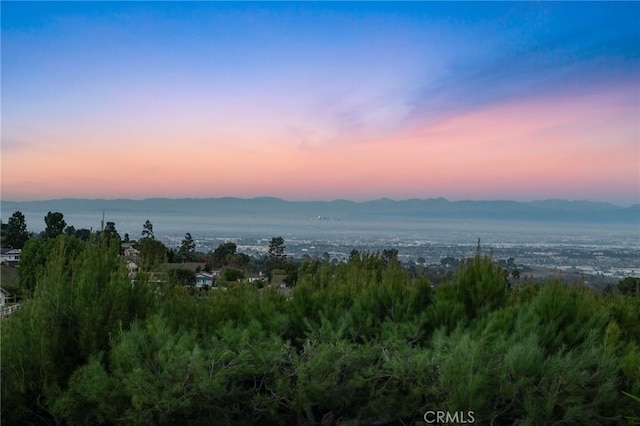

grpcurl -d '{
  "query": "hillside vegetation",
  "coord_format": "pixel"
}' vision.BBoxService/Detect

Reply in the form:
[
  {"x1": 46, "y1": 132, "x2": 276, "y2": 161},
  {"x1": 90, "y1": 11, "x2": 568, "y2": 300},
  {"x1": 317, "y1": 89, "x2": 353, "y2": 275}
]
[
  {"x1": 0, "y1": 264, "x2": 20, "y2": 294},
  {"x1": 2, "y1": 236, "x2": 639, "y2": 425}
]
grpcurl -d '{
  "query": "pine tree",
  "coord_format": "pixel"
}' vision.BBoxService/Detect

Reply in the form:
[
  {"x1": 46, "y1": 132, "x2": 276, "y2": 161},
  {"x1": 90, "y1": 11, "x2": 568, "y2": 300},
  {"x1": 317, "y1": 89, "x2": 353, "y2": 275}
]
[{"x1": 5, "y1": 211, "x2": 29, "y2": 249}]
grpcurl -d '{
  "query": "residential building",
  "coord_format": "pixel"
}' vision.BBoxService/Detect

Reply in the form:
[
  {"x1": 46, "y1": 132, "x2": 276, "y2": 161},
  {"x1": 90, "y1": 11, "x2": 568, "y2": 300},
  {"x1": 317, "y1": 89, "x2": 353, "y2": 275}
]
[
  {"x1": 195, "y1": 271, "x2": 216, "y2": 288},
  {"x1": 0, "y1": 248, "x2": 21, "y2": 266}
]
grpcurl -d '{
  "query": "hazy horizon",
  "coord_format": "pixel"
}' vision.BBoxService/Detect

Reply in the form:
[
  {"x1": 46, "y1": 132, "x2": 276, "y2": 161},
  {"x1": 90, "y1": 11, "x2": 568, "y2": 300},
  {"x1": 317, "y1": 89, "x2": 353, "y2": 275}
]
[
  {"x1": 2, "y1": 2, "x2": 639, "y2": 204},
  {"x1": 3, "y1": 196, "x2": 638, "y2": 234},
  {"x1": 3, "y1": 195, "x2": 638, "y2": 280},
  {"x1": 3, "y1": 194, "x2": 639, "y2": 208}
]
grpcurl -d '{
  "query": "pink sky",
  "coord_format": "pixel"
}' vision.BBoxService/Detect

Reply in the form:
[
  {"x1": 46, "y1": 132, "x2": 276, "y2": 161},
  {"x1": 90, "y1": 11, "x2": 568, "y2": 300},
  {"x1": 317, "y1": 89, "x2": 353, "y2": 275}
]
[
  {"x1": 2, "y1": 2, "x2": 639, "y2": 205},
  {"x1": 2, "y1": 83, "x2": 638, "y2": 204}
]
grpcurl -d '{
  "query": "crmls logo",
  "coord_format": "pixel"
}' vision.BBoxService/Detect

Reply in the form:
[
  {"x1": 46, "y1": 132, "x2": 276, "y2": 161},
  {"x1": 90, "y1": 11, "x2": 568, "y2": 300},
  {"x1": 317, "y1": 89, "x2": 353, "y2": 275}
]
[{"x1": 423, "y1": 410, "x2": 476, "y2": 424}]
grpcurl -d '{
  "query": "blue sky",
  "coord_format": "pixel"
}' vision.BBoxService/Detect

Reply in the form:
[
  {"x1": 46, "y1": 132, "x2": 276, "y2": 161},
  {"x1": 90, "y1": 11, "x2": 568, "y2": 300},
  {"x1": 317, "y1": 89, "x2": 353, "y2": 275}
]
[{"x1": 2, "y1": 2, "x2": 639, "y2": 203}]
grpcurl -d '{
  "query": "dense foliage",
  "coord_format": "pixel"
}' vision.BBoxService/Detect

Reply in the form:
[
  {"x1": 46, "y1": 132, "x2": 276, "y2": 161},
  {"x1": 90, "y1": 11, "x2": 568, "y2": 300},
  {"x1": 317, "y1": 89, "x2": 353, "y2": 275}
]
[
  {"x1": 2, "y1": 238, "x2": 639, "y2": 425},
  {"x1": 4, "y1": 211, "x2": 29, "y2": 249}
]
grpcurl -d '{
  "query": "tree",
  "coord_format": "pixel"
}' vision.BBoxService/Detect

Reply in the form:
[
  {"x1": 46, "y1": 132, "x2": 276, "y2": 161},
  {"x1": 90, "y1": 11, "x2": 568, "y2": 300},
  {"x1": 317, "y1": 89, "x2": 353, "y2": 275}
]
[
  {"x1": 268, "y1": 236, "x2": 286, "y2": 271},
  {"x1": 102, "y1": 221, "x2": 120, "y2": 243},
  {"x1": 3, "y1": 241, "x2": 639, "y2": 424},
  {"x1": 18, "y1": 235, "x2": 86, "y2": 292},
  {"x1": 228, "y1": 253, "x2": 251, "y2": 269},
  {"x1": 382, "y1": 248, "x2": 399, "y2": 265},
  {"x1": 349, "y1": 249, "x2": 360, "y2": 262},
  {"x1": 142, "y1": 220, "x2": 154, "y2": 240},
  {"x1": 221, "y1": 267, "x2": 245, "y2": 283},
  {"x1": 212, "y1": 241, "x2": 237, "y2": 267},
  {"x1": 138, "y1": 238, "x2": 168, "y2": 271},
  {"x1": 5, "y1": 211, "x2": 29, "y2": 249},
  {"x1": 179, "y1": 233, "x2": 196, "y2": 262},
  {"x1": 2, "y1": 238, "x2": 155, "y2": 424},
  {"x1": 17, "y1": 238, "x2": 45, "y2": 291},
  {"x1": 44, "y1": 212, "x2": 66, "y2": 239},
  {"x1": 618, "y1": 277, "x2": 640, "y2": 297},
  {"x1": 75, "y1": 228, "x2": 92, "y2": 241}
]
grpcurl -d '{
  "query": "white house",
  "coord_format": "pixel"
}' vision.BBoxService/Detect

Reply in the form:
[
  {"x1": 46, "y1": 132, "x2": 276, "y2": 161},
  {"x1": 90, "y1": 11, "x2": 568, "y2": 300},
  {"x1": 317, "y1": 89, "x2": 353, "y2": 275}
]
[
  {"x1": 0, "y1": 248, "x2": 21, "y2": 265},
  {"x1": 247, "y1": 271, "x2": 266, "y2": 283},
  {"x1": 124, "y1": 247, "x2": 139, "y2": 257},
  {"x1": 0, "y1": 287, "x2": 12, "y2": 306},
  {"x1": 195, "y1": 271, "x2": 216, "y2": 288}
]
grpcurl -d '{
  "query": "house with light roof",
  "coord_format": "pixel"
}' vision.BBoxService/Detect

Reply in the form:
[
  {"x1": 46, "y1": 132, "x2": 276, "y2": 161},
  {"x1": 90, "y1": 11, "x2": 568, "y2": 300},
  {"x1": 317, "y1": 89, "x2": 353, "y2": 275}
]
[{"x1": 0, "y1": 248, "x2": 21, "y2": 266}]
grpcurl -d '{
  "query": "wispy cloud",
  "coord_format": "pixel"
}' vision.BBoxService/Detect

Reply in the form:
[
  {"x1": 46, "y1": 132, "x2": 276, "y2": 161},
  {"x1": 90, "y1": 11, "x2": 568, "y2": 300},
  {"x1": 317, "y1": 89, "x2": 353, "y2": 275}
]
[{"x1": 408, "y1": 4, "x2": 639, "y2": 125}]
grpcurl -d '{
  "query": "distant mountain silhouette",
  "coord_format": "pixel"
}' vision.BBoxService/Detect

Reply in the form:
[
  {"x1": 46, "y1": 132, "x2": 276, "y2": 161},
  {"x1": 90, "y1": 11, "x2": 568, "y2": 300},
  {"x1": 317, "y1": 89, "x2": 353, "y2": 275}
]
[{"x1": 2, "y1": 197, "x2": 638, "y2": 224}]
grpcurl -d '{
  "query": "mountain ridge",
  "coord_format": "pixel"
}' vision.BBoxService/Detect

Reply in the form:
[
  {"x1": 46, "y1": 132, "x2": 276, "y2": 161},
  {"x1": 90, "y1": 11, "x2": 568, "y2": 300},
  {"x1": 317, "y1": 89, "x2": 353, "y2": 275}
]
[{"x1": 2, "y1": 197, "x2": 638, "y2": 224}]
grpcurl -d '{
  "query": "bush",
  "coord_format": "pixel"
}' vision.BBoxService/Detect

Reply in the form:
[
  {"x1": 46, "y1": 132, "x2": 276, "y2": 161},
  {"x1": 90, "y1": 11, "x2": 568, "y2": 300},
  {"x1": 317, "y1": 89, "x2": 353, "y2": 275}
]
[{"x1": 3, "y1": 243, "x2": 638, "y2": 424}]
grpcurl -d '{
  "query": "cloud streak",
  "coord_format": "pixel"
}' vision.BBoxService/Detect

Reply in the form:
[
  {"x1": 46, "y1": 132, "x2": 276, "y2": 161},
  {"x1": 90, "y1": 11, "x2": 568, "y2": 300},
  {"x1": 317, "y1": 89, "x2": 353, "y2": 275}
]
[{"x1": 408, "y1": 3, "x2": 639, "y2": 126}]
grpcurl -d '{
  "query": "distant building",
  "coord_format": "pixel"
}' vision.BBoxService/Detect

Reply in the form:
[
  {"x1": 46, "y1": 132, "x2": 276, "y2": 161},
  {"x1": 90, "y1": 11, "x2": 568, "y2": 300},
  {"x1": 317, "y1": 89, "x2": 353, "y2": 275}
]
[
  {"x1": 123, "y1": 247, "x2": 139, "y2": 257},
  {"x1": 247, "y1": 271, "x2": 266, "y2": 283},
  {"x1": 0, "y1": 287, "x2": 13, "y2": 306},
  {"x1": 0, "y1": 248, "x2": 21, "y2": 266},
  {"x1": 195, "y1": 271, "x2": 216, "y2": 288}
]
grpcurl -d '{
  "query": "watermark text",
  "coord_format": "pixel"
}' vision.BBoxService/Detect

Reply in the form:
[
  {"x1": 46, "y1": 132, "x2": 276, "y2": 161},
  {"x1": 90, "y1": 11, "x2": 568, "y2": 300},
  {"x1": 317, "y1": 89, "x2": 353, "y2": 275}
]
[{"x1": 423, "y1": 410, "x2": 475, "y2": 424}]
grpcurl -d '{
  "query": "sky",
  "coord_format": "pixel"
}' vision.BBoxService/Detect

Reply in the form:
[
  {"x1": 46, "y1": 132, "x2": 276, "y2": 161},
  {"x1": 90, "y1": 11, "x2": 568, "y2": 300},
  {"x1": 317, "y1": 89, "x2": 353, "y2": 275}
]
[{"x1": 2, "y1": 2, "x2": 639, "y2": 205}]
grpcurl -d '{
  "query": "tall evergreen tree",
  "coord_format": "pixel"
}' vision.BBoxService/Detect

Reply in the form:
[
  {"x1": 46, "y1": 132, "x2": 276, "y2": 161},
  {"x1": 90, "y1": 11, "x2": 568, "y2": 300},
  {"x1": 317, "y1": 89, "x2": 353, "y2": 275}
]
[
  {"x1": 268, "y1": 236, "x2": 286, "y2": 270},
  {"x1": 5, "y1": 211, "x2": 29, "y2": 249},
  {"x1": 142, "y1": 219, "x2": 154, "y2": 240},
  {"x1": 44, "y1": 212, "x2": 66, "y2": 239},
  {"x1": 102, "y1": 221, "x2": 120, "y2": 243},
  {"x1": 179, "y1": 233, "x2": 196, "y2": 262}
]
